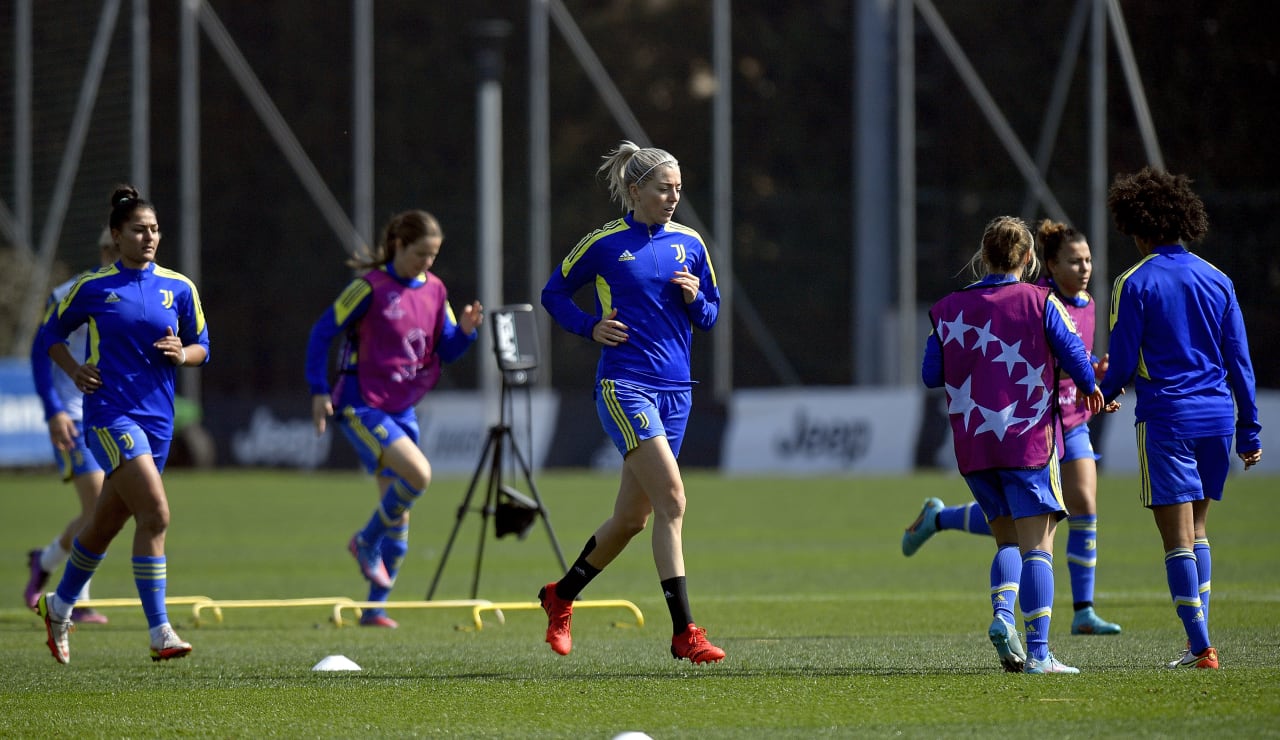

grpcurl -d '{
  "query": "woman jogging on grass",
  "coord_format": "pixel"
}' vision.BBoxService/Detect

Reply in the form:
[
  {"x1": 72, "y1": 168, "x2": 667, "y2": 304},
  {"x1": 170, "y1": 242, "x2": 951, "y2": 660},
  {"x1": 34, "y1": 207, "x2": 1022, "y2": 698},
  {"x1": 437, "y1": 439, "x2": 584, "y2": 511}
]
[
  {"x1": 36, "y1": 185, "x2": 209, "y2": 664},
  {"x1": 306, "y1": 209, "x2": 482, "y2": 628},
  {"x1": 537, "y1": 141, "x2": 725, "y2": 664}
]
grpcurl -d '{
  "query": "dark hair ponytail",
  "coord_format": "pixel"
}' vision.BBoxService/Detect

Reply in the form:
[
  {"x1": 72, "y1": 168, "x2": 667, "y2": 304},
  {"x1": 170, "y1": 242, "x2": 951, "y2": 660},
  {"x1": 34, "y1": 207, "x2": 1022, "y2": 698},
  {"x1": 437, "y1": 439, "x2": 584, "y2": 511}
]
[
  {"x1": 108, "y1": 184, "x2": 155, "y2": 230},
  {"x1": 1035, "y1": 218, "x2": 1086, "y2": 265}
]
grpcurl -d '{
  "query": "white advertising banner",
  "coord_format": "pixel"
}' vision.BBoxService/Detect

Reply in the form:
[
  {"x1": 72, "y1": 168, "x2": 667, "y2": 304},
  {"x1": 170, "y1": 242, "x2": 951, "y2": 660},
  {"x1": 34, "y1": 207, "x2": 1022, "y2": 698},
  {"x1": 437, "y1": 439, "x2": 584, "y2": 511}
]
[
  {"x1": 417, "y1": 389, "x2": 558, "y2": 476},
  {"x1": 721, "y1": 387, "x2": 922, "y2": 475}
]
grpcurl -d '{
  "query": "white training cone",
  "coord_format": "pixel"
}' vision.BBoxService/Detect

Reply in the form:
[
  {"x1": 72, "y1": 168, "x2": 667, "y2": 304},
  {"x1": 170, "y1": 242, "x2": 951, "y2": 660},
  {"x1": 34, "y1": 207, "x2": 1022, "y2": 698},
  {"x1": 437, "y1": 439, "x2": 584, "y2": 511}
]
[{"x1": 312, "y1": 655, "x2": 362, "y2": 671}]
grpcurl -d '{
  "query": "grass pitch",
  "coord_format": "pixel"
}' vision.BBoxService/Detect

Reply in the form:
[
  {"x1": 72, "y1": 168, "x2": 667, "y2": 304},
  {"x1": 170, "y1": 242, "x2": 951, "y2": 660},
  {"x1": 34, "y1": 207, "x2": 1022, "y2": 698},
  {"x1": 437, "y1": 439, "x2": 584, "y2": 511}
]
[{"x1": 2, "y1": 468, "x2": 1278, "y2": 737}]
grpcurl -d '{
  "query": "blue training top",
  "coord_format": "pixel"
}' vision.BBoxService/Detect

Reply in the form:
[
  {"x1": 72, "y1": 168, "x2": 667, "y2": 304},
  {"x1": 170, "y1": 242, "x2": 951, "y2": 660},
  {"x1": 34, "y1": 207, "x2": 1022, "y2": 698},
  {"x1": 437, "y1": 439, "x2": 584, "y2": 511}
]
[
  {"x1": 41, "y1": 261, "x2": 209, "y2": 441},
  {"x1": 542, "y1": 212, "x2": 719, "y2": 390},
  {"x1": 1099, "y1": 243, "x2": 1260, "y2": 451}
]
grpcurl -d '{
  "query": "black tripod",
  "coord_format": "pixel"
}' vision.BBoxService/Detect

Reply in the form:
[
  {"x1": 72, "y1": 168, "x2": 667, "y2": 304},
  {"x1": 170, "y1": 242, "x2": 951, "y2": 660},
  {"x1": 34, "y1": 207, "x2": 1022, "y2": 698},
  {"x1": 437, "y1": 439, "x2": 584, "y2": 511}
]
[{"x1": 427, "y1": 305, "x2": 566, "y2": 599}]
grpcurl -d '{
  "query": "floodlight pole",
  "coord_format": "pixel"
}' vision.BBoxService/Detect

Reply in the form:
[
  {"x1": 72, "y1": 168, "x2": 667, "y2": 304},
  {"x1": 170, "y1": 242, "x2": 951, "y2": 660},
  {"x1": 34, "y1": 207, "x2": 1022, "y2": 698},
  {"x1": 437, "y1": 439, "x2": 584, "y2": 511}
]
[{"x1": 475, "y1": 19, "x2": 510, "y2": 416}]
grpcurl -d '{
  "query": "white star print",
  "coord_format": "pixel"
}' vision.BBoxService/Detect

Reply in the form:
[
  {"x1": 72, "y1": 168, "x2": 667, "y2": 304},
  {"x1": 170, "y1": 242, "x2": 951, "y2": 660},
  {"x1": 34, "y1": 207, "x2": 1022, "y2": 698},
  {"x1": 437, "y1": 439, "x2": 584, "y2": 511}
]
[
  {"x1": 941, "y1": 311, "x2": 974, "y2": 348},
  {"x1": 993, "y1": 339, "x2": 1026, "y2": 376},
  {"x1": 938, "y1": 302, "x2": 1058, "y2": 448},
  {"x1": 945, "y1": 376, "x2": 978, "y2": 430},
  {"x1": 1030, "y1": 390, "x2": 1053, "y2": 417},
  {"x1": 1016, "y1": 363, "x2": 1046, "y2": 398},
  {"x1": 973, "y1": 401, "x2": 1020, "y2": 441},
  {"x1": 971, "y1": 320, "x2": 999, "y2": 356}
]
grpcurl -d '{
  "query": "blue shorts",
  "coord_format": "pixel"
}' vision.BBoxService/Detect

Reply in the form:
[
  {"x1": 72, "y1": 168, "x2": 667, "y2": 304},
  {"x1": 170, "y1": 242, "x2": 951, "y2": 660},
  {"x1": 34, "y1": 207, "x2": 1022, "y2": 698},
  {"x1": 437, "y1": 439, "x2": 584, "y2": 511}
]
[
  {"x1": 87, "y1": 419, "x2": 171, "y2": 474},
  {"x1": 963, "y1": 457, "x2": 1065, "y2": 523},
  {"x1": 337, "y1": 403, "x2": 419, "y2": 475},
  {"x1": 1060, "y1": 423, "x2": 1098, "y2": 464},
  {"x1": 595, "y1": 379, "x2": 690, "y2": 458},
  {"x1": 51, "y1": 420, "x2": 103, "y2": 482},
  {"x1": 1137, "y1": 424, "x2": 1231, "y2": 508}
]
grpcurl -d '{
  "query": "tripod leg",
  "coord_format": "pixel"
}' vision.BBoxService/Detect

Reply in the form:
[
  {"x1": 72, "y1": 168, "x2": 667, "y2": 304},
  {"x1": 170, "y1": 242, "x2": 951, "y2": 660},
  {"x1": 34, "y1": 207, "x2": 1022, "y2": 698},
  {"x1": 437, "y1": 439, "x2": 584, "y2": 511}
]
[
  {"x1": 507, "y1": 430, "x2": 568, "y2": 571},
  {"x1": 470, "y1": 428, "x2": 504, "y2": 599},
  {"x1": 426, "y1": 430, "x2": 496, "y2": 600}
]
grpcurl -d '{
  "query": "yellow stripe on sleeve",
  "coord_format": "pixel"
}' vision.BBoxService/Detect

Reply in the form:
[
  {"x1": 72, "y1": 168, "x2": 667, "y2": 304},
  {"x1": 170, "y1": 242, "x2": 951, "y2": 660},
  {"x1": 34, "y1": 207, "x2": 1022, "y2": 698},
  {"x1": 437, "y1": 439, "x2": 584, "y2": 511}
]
[
  {"x1": 333, "y1": 280, "x2": 373, "y2": 326},
  {"x1": 560, "y1": 219, "x2": 628, "y2": 277}
]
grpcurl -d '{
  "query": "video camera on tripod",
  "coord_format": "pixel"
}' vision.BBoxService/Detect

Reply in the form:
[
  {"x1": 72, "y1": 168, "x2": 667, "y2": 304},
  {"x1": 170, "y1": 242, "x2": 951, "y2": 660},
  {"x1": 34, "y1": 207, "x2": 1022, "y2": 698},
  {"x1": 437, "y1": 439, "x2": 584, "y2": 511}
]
[{"x1": 426, "y1": 304, "x2": 566, "y2": 599}]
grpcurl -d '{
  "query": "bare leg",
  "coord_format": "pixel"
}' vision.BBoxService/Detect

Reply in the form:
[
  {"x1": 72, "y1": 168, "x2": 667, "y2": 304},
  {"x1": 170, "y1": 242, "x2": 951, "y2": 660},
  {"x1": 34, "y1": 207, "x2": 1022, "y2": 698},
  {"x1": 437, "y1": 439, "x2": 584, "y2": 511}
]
[
  {"x1": 1059, "y1": 458, "x2": 1096, "y2": 516},
  {"x1": 1152, "y1": 502, "x2": 1194, "y2": 551},
  {"x1": 378, "y1": 437, "x2": 433, "y2": 492},
  {"x1": 75, "y1": 455, "x2": 169, "y2": 558},
  {"x1": 583, "y1": 437, "x2": 685, "y2": 579},
  {"x1": 58, "y1": 471, "x2": 105, "y2": 551}
]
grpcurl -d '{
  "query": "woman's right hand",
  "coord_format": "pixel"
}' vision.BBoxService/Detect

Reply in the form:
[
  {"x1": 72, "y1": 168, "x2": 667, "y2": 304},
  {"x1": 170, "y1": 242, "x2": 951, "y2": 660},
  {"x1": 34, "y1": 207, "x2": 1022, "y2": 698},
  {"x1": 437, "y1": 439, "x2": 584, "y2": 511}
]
[
  {"x1": 73, "y1": 363, "x2": 102, "y2": 395},
  {"x1": 592, "y1": 308, "x2": 629, "y2": 347},
  {"x1": 312, "y1": 394, "x2": 334, "y2": 436},
  {"x1": 1082, "y1": 388, "x2": 1107, "y2": 415},
  {"x1": 47, "y1": 411, "x2": 77, "y2": 452}
]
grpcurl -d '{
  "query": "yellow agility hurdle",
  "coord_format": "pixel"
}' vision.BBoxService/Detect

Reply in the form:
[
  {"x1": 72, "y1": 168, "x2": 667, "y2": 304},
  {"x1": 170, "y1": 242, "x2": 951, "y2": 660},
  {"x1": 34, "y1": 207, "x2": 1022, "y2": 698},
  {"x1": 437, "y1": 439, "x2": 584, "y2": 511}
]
[
  {"x1": 189, "y1": 597, "x2": 358, "y2": 627},
  {"x1": 471, "y1": 599, "x2": 644, "y2": 630},
  {"x1": 76, "y1": 596, "x2": 221, "y2": 621},
  {"x1": 74, "y1": 595, "x2": 643, "y2": 632},
  {"x1": 331, "y1": 599, "x2": 497, "y2": 629}
]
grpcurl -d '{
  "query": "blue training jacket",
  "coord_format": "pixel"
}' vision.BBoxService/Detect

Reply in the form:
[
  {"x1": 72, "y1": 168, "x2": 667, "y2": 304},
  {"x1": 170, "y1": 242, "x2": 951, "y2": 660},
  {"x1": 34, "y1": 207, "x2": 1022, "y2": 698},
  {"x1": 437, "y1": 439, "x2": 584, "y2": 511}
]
[
  {"x1": 542, "y1": 212, "x2": 719, "y2": 390},
  {"x1": 1099, "y1": 244, "x2": 1260, "y2": 452},
  {"x1": 41, "y1": 261, "x2": 209, "y2": 441}
]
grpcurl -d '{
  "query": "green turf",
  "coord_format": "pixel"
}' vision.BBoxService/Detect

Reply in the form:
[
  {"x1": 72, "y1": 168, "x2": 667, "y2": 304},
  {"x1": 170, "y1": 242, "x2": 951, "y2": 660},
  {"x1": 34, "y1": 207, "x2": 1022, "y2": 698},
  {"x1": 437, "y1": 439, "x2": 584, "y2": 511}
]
[{"x1": 2, "y1": 468, "x2": 1278, "y2": 737}]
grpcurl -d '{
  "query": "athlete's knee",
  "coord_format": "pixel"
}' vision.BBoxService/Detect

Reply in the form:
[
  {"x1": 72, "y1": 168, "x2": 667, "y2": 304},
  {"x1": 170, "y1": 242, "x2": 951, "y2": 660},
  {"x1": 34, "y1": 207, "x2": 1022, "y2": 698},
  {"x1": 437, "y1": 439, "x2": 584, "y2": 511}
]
[
  {"x1": 399, "y1": 464, "x2": 431, "y2": 492},
  {"x1": 130, "y1": 490, "x2": 171, "y2": 538},
  {"x1": 650, "y1": 489, "x2": 686, "y2": 523},
  {"x1": 133, "y1": 506, "x2": 171, "y2": 538},
  {"x1": 608, "y1": 512, "x2": 649, "y2": 539}
]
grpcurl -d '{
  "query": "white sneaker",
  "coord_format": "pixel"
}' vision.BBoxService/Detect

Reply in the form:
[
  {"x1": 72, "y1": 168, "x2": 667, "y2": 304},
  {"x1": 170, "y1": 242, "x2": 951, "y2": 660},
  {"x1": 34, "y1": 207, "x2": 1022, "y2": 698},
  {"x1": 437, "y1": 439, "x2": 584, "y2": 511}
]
[
  {"x1": 150, "y1": 624, "x2": 193, "y2": 662},
  {"x1": 37, "y1": 593, "x2": 73, "y2": 664},
  {"x1": 1024, "y1": 652, "x2": 1080, "y2": 674}
]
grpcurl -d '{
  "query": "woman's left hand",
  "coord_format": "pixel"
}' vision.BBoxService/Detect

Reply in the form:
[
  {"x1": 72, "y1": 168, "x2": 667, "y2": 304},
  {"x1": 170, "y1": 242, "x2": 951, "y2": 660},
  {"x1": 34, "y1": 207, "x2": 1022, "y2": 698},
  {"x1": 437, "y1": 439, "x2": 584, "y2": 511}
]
[
  {"x1": 670, "y1": 269, "x2": 699, "y2": 304},
  {"x1": 1093, "y1": 353, "x2": 1110, "y2": 383},
  {"x1": 459, "y1": 300, "x2": 484, "y2": 334},
  {"x1": 154, "y1": 326, "x2": 186, "y2": 365}
]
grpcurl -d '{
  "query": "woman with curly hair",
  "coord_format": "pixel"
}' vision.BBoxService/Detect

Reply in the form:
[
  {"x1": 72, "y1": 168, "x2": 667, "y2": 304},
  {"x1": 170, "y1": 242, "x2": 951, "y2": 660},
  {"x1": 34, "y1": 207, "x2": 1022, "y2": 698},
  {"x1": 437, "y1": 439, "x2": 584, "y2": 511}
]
[{"x1": 1101, "y1": 167, "x2": 1263, "y2": 670}]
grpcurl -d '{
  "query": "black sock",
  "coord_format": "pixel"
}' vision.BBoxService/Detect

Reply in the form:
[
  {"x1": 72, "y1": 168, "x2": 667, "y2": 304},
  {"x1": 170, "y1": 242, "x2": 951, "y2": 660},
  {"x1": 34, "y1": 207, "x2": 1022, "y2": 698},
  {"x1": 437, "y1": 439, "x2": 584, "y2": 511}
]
[
  {"x1": 661, "y1": 576, "x2": 692, "y2": 635},
  {"x1": 1073, "y1": 601, "x2": 1093, "y2": 612},
  {"x1": 555, "y1": 536, "x2": 601, "y2": 600}
]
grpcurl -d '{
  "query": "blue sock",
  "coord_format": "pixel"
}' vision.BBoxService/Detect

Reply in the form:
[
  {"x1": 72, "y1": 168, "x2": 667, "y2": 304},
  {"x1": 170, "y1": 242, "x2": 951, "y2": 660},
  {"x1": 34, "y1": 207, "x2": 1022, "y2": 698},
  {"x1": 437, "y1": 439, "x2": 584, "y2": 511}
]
[
  {"x1": 133, "y1": 555, "x2": 169, "y2": 629},
  {"x1": 359, "y1": 477, "x2": 425, "y2": 546},
  {"x1": 1066, "y1": 514, "x2": 1097, "y2": 609},
  {"x1": 939, "y1": 502, "x2": 991, "y2": 535},
  {"x1": 1019, "y1": 550, "x2": 1055, "y2": 662},
  {"x1": 1166, "y1": 547, "x2": 1210, "y2": 653},
  {"x1": 989, "y1": 544, "x2": 1021, "y2": 626},
  {"x1": 55, "y1": 538, "x2": 105, "y2": 609},
  {"x1": 367, "y1": 523, "x2": 410, "y2": 610},
  {"x1": 1193, "y1": 538, "x2": 1211, "y2": 625}
]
